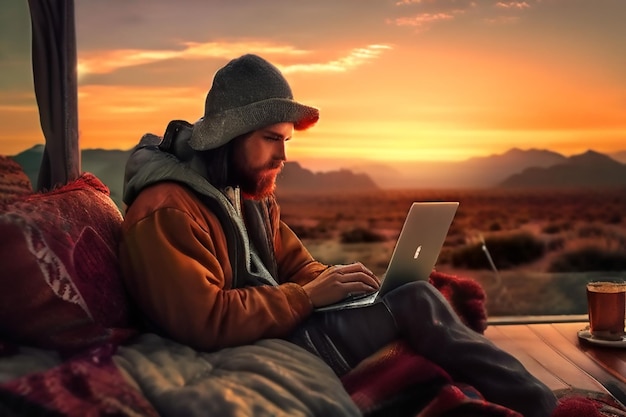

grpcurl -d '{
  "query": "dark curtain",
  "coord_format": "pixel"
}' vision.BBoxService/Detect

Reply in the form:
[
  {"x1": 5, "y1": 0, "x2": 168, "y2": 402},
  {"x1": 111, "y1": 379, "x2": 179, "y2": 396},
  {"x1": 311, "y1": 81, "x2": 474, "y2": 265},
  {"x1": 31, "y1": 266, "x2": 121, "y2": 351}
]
[{"x1": 27, "y1": 0, "x2": 80, "y2": 191}]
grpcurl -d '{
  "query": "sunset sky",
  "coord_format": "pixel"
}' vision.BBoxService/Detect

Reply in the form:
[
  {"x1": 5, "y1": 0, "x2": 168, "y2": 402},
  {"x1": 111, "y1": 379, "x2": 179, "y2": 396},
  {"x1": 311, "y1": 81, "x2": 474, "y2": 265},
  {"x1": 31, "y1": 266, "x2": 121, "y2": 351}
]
[{"x1": 1, "y1": 0, "x2": 625, "y2": 170}]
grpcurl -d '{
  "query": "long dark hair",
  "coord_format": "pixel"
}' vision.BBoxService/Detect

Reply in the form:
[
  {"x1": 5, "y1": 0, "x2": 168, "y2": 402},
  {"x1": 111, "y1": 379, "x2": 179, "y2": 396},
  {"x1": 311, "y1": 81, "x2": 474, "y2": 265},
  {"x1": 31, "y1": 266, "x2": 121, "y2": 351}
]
[{"x1": 198, "y1": 131, "x2": 251, "y2": 189}]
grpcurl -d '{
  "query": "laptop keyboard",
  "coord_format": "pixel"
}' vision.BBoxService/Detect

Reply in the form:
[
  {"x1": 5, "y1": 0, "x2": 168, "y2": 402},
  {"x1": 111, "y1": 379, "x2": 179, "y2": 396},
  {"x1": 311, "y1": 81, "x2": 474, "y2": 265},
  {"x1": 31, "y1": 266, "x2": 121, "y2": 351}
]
[{"x1": 343, "y1": 291, "x2": 374, "y2": 302}]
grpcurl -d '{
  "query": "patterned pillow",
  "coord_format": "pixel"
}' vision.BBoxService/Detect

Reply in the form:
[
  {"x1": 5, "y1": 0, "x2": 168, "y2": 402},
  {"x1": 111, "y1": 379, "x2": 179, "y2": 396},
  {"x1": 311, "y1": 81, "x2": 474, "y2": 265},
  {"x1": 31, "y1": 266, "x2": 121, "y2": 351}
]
[{"x1": 0, "y1": 170, "x2": 136, "y2": 353}]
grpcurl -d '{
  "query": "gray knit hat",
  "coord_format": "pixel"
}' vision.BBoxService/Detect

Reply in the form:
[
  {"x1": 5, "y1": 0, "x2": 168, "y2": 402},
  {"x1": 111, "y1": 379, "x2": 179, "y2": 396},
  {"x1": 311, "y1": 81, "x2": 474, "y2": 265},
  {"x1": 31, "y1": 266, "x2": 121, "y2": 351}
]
[{"x1": 189, "y1": 54, "x2": 319, "y2": 151}]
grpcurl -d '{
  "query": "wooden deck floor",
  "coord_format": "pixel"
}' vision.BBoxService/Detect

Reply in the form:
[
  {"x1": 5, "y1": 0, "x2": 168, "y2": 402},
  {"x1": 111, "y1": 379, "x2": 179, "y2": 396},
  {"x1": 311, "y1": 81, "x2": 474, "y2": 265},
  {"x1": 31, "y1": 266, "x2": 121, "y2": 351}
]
[{"x1": 485, "y1": 321, "x2": 626, "y2": 407}]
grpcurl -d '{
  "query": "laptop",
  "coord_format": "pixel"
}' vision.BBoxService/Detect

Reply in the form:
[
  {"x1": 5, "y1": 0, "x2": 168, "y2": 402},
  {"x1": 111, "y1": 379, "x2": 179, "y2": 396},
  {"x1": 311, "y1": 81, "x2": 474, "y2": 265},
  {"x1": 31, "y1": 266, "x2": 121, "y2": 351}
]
[{"x1": 315, "y1": 201, "x2": 459, "y2": 312}]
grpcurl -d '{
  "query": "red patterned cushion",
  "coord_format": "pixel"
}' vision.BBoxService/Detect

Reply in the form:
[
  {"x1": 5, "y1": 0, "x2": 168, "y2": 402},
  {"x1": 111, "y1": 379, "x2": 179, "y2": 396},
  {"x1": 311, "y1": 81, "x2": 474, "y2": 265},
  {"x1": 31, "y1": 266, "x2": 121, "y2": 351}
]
[{"x1": 0, "y1": 172, "x2": 136, "y2": 352}]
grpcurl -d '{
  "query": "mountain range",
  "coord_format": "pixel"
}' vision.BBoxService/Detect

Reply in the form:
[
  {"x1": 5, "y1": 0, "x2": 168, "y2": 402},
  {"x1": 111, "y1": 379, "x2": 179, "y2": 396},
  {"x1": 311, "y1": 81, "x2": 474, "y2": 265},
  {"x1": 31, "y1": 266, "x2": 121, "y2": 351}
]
[
  {"x1": 500, "y1": 150, "x2": 626, "y2": 188},
  {"x1": 8, "y1": 145, "x2": 626, "y2": 208},
  {"x1": 347, "y1": 148, "x2": 626, "y2": 189}
]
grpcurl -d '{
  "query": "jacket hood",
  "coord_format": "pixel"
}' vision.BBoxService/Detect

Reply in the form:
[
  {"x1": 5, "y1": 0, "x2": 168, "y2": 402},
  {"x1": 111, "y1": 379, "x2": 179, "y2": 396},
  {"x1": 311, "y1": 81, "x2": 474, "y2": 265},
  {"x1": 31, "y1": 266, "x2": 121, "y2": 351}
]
[{"x1": 123, "y1": 120, "x2": 212, "y2": 207}]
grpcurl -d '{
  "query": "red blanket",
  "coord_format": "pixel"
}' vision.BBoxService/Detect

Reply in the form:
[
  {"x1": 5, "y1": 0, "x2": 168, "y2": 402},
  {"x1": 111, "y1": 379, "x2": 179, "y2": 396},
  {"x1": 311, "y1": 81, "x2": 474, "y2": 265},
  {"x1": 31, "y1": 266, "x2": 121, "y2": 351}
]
[{"x1": 340, "y1": 271, "x2": 626, "y2": 417}]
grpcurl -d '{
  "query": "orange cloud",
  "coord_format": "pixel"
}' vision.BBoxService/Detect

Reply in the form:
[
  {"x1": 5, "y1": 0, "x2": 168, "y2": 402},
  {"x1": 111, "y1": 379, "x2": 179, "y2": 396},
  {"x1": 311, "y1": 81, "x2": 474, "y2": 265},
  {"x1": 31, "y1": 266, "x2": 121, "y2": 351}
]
[
  {"x1": 77, "y1": 42, "x2": 391, "y2": 78},
  {"x1": 389, "y1": 12, "x2": 456, "y2": 28},
  {"x1": 395, "y1": 0, "x2": 429, "y2": 5},
  {"x1": 484, "y1": 16, "x2": 520, "y2": 25},
  {"x1": 279, "y1": 45, "x2": 392, "y2": 74},
  {"x1": 394, "y1": 0, "x2": 475, "y2": 7},
  {"x1": 77, "y1": 41, "x2": 307, "y2": 77},
  {"x1": 495, "y1": 1, "x2": 531, "y2": 10}
]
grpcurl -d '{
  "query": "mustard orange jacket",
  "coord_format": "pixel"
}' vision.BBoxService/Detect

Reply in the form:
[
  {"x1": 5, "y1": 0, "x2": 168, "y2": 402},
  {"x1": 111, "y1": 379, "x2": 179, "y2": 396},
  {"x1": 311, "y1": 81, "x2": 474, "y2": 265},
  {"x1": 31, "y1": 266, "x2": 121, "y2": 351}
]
[{"x1": 119, "y1": 129, "x2": 327, "y2": 351}]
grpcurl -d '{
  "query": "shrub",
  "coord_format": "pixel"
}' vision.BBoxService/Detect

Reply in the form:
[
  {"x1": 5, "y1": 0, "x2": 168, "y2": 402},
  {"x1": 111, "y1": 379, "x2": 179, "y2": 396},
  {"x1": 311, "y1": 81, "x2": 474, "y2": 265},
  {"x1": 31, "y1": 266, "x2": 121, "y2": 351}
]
[
  {"x1": 289, "y1": 224, "x2": 331, "y2": 240},
  {"x1": 577, "y1": 224, "x2": 606, "y2": 238},
  {"x1": 545, "y1": 236, "x2": 565, "y2": 252},
  {"x1": 542, "y1": 221, "x2": 574, "y2": 234},
  {"x1": 547, "y1": 246, "x2": 626, "y2": 272},
  {"x1": 340, "y1": 227, "x2": 386, "y2": 244},
  {"x1": 543, "y1": 223, "x2": 562, "y2": 234},
  {"x1": 488, "y1": 222, "x2": 502, "y2": 231},
  {"x1": 450, "y1": 232, "x2": 545, "y2": 270},
  {"x1": 607, "y1": 212, "x2": 622, "y2": 224}
]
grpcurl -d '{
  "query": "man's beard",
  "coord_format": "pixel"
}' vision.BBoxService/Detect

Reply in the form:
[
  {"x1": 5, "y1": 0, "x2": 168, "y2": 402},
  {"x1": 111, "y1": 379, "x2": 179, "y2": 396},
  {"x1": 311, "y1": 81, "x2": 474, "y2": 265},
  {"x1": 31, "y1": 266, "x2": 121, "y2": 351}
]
[{"x1": 232, "y1": 160, "x2": 283, "y2": 200}]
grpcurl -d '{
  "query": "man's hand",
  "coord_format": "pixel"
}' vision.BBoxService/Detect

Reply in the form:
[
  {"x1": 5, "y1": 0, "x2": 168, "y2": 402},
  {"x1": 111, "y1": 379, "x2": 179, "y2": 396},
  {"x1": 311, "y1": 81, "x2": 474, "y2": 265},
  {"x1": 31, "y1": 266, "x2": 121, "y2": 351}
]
[{"x1": 302, "y1": 263, "x2": 381, "y2": 307}]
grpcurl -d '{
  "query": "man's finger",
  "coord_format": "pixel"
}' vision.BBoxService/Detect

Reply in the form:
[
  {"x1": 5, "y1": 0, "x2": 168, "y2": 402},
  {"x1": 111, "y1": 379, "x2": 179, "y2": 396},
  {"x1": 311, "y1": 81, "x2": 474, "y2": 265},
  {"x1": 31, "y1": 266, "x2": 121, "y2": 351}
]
[
  {"x1": 337, "y1": 262, "x2": 375, "y2": 276},
  {"x1": 339, "y1": 271, "x2": 380, "y2": 288}
]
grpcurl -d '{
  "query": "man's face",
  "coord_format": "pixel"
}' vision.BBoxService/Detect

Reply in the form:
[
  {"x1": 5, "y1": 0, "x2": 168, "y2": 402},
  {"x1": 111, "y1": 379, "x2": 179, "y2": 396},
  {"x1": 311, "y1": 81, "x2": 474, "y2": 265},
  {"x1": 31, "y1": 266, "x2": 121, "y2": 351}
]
[{"x1": 231, "y1": 122, "x2": 293, "y2": 199}]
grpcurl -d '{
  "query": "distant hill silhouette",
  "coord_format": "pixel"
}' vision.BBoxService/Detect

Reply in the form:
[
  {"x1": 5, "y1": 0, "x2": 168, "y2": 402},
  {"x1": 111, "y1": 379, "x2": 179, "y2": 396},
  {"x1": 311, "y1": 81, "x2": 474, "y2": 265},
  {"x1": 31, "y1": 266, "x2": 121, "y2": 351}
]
[
  {"x1": 81, "y1": 148, "x2": 133, "y2": 206},
  {"x1": 499, "y1": 150, "x2": 626, "y2": 188},
  {"x1": 9, "y1": 146, "x2": 378, "y2": 208},
  {"x1": 276, "y1": 162, "x2": 378, "y2": 193},
  {"x1": 10, "y1": 145, "x2": 133, "y2": 208},
  {"x1": 10, "y1": 144, "x2": 45, "y2": 187},
  {"x1": 350, "y1": 147, "x2": 567, "y2": 188}
]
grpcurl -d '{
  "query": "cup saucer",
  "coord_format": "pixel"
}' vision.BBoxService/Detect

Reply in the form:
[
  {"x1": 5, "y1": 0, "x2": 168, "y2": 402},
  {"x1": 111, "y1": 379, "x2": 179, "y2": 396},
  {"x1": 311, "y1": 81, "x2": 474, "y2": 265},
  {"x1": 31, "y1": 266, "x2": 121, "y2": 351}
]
[{"x1": 577, "y1": 328, "x2": 626, "y2": 348}]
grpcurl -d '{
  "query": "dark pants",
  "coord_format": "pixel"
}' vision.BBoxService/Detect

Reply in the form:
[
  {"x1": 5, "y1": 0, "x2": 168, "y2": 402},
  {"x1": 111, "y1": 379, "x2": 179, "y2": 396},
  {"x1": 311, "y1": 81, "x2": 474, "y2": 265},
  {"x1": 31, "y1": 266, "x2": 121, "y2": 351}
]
[{"x1": 289, "y1": 281, "x2": 557, "y2": 417}]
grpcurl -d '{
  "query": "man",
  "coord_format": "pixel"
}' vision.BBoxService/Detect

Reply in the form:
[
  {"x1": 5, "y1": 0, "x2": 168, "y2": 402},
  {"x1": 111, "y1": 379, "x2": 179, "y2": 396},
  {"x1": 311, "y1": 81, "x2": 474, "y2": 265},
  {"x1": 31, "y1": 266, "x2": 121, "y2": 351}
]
[{"x1": 119, "y1": 54, "x2": 557, "y2": 417}]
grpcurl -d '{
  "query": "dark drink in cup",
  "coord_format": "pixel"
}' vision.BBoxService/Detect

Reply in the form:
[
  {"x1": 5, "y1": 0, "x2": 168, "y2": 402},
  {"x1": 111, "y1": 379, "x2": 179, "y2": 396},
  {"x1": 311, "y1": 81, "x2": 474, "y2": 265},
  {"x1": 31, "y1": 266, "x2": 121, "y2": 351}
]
[{"x1": 586, "y1": 281, "x2": 626, "y2": 341}]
